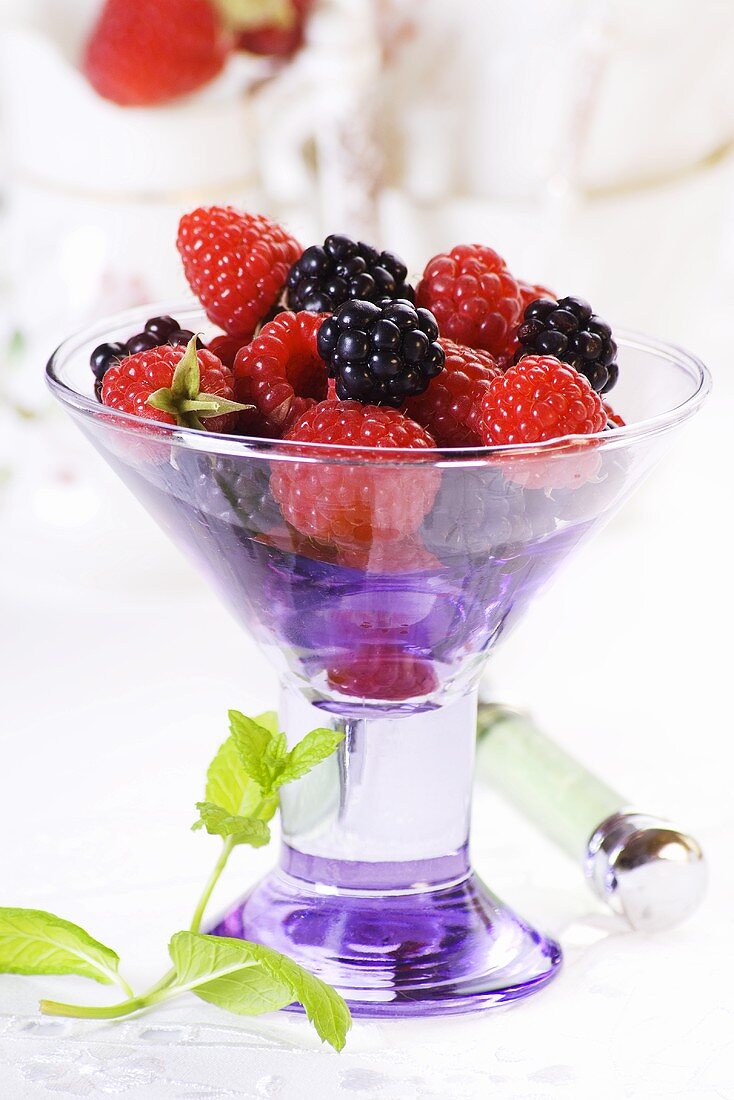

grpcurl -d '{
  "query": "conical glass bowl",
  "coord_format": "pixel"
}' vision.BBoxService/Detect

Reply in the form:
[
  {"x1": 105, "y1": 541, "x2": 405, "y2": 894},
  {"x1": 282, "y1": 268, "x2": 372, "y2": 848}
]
[{"x1": 47, "y1": 301, "x2": 710, "y2": 1016}]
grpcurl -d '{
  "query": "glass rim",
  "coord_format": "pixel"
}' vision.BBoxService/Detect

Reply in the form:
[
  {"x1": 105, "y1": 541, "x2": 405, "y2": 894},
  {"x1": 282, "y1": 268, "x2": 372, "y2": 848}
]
[{"x1": 46, "y1": 297, "x2": 712, "y2": 465}]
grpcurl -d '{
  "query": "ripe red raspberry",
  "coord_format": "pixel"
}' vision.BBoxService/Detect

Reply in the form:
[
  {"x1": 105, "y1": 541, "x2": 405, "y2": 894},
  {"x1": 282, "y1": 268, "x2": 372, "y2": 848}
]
[
  {"x1": 519, "y1": 280, "x2": 555, "y2": 311},
  {"x1": 328, "y1": 646, "x2": 438, "y2": 702},
  {"x1": 82, "y1": 0, "x2": 228, "y2": 107},
  {"x1": 338, "y1": 537, "x2": 440, "y2": 574},
  {"x1": 236, "y1": 0, "x2": 313, "y2": 58},
  {"x1": 416, "y1": 244, "x2": 523, "y2": 358},
  {"x1": 233, "y1": 311, "x2": 327, "y2": 437},
  {"x1": 177, "y1": 207, "x2": 301, "y2": 338},
  {"x1": 477, "y1": 355, "x2": 606, "y2": 446},
  {"x1": 101, "y1": 339, "x2": 242, "y2": 435},
  {"x1": 270, "y1": 401, "x2": 440, "y2": 551},
  {"x1": 405, "y1": 338, "x2": 502, "y2": 448},
  {"x1": 603, "y1": 402, "x2": 626, "y2": 428},
  {"x1": 208, "y1": 334, "x2": 251, "y2": 370}
]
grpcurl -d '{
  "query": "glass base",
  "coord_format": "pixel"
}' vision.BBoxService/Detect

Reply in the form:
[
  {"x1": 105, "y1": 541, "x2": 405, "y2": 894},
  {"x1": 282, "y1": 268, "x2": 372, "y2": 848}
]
[{"x1": 210, "y1": 852, "x2": 562, "y2": 1018}]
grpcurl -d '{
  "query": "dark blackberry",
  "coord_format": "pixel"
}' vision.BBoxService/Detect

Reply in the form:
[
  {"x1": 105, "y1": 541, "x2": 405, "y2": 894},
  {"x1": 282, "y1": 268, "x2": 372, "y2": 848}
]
[
  {"x1": 125, "y1": 331, "x2": 159, "y2": 356},
  {"x1": 421, "y1": 465, "x2": 557, "y2": 561},
  {"x1": 316, "y1": 298, "x2": 444, "y2": 407},
  {"x1": 173, "y1": 450, "x2": 282, "y2": 536},
  {"x1": 90, "y1": 316, "x2": 208, "y2": 388},
  {"x1": 515, "y1": 296, "x2": 618, "y2": 394},
  {"x1": 90, "y1": 341, "x2": 126, "y2": 382},
  {"x1": 144, "y1": 314, "x2": 179, "y2": 342},
  {"x1": 285, "y1": 234, "x2": 415, "y2": 313},
  {"x1": 167, "y1": 328, "x2": 205, "y2": 349}
]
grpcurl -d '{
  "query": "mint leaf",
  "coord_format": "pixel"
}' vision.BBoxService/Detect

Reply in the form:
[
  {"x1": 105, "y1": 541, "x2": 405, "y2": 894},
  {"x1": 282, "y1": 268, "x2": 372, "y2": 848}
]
[
  {"x1": 280, "y1": 728, "x2": 344, "y2": 786},
  {"x1": 243, "y1": 939, "x2": 352, "y2": 1051},
  {"x1": 228, "y1": 710, "x2": 276, "y2": 792},
  {"x1": 229, "y1": 711, "x2": 344, "y2": 797},
  {"x1": 193, "y1": 803, "x2": 270, "y2": 847},
  {"x1": 0, "y1": 909, "x2": 121, "y2": 986},
  {"x1": 253, "y1": 711, "x2": 279, "y2": 736},
  {"x1": 169, "y1": 933, "x2": 351, "y2": 1051},
  {"x1": 204, "y1": 733, "x2": 277, "y2": 822},
  {"x1": 169, "y1": 932, "x2": 294, "y2": 1016}
]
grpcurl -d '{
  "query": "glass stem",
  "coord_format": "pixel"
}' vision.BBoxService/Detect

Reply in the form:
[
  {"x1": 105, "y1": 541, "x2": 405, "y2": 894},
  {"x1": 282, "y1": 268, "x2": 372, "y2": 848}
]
[{"x1": 278, "y1": 684, "x2": 478, "y2": 887}]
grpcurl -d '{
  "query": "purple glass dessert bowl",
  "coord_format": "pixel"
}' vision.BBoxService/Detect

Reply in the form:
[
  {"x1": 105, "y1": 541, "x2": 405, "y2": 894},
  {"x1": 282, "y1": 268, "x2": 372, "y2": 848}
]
[{"x1": 46, "y1": 302, "x2": 710, "y2": 1017}]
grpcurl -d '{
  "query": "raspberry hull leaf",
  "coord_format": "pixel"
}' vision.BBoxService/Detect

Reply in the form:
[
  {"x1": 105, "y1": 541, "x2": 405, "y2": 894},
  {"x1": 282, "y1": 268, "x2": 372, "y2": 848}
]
[{"x1": 146, "y1": 336, "x2": 251, "y2": 430}]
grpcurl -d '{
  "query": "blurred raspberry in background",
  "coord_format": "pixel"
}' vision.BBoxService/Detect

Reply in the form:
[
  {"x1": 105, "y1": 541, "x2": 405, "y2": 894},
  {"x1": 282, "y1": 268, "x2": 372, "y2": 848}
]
[{"x1": 82, "y1": 0, "x2": 313, "y2": 107}]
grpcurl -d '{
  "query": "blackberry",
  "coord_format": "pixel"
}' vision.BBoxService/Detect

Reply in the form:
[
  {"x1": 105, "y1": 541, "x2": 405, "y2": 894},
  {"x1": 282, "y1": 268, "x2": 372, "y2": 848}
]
[
  {"x1": 173, "y1": 450, "x2": 282, "y2": 536},
  {"x1": 421, "y1": 466, "x2": 557, "y2": 561},
  {"x1": 515, "y1": 296, "x2": 618, "y2": 394},
  {"x1": 90, "y1": 314, "x2": 206, "y2": 396},
  {"x1": 316, "y1": 298, "x2": 444, "y2": 407},
  {"x1": 90, "y1": 341, "x2": 127, "y2": 383},
  {"x1": 285, "y1": 234, "x2": 415, "y2": 313}
]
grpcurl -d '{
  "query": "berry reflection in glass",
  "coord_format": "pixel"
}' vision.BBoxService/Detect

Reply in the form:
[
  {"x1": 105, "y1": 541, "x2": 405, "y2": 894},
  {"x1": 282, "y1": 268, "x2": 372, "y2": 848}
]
[{"x1": 47, "y1": 304, "x2": 710, "y2": 1017}]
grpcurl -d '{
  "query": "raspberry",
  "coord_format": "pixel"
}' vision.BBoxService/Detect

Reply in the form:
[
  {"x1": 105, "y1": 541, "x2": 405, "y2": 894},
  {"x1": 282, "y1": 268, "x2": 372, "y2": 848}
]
[
  {"x1": 177, "y1": 207, "x2": 301, "y2": 338},
  {"x1": 101, "y1": 337, "x2": 244, "y2": 434},
  {"x1": 328, "y1": 646, "x2": 438, "y2": 702},
  {"x1": 270, "y1": 401, "x2": 440, "y2": 550},
  {"x1": 519, "y1": 280, "x2": 555, "y2": 311},
  {"x1": 603, "y1": 402, "x2": 625, "y2": 428},
  {"x1": 208, "y1": 334, "x2": 251, "y2": 370},
  {"x1": 286, "y1": 235, "x2": 414, "y2": 313},
  {"x1": 316, "y1": 299, "x2": 444, "y2": 407},
  {"x1": 516, "y1": 296, "x2": 618, "y2": 394},
  {"x1": 82, "y1": 0, "x2": 228, "y2": 107},
  {"x1": 236, "y1": 0, "x2": 313, "y2": 58},
  {"x1": 416, "y1": 244, "x2": 523, "y2": 358},
  {"x1": 233, "y1": 311, "x2": 327, "y2": 437},
  {"x1": 476, "y1": 355, "x2": 607, "y2": 446},
  {"x1": 405, "y1": 338, "x2": 501, "y2": 447},
  {"x1": 337, "y1": 537, "x2": 440, "y2": 574}
]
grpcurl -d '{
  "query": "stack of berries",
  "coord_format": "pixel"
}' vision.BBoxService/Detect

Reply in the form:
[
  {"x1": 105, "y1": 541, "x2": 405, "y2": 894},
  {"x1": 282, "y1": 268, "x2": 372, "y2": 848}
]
[{"x1": 93, "y1": 205, "x2": 622, "y2": 561}]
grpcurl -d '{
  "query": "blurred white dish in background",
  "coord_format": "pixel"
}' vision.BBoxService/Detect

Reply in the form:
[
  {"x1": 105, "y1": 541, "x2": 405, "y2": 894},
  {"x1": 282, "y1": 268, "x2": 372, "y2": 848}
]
[
  {"x1": 381, "y1": 0, "x2": 734, "y2": 201},
  {"x1": 0, "y1": 26, "x2": 261, "y2": 197}
]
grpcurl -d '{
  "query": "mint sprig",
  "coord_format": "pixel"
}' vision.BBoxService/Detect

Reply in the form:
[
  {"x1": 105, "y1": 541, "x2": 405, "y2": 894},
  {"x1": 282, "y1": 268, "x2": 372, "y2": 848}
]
[
  {"x1": 229, "y1": 709, "x2": 344, "y2": 795},
  {"x1": 0, "y1": 709, "x2": 349, "y2": 1052}
]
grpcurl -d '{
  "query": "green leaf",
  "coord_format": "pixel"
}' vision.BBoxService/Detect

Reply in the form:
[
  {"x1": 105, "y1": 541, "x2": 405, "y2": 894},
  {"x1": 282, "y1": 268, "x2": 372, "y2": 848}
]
[
  {"x1": 0, "y1": 909, "x2": 121, "y2": 986},
  {"x1": 169, "y1": 932, "x2": 294, "y2": 1016},
  {"x1": 193, "y1": 803, "x2": 271, "y2": 847},
  {"x1": 169, "y1": 933, "x2": 351, "y2": 1051},
  {"x1": 250, "y1": 941, "x2": 352, "y2": 1052},
  {"x1": 180, "y1": 395, "x2": 252, "y2": 420},
  {"x1": 280, "y1": 728, "x2": 345, "y2": 786},
  {"x1": 170, "y1": 335, "x2": 201, "y2": 401},
  {"x1": 203, "y1": 734, "x2": 277, "y2": 822},
  {"x1": 228, "y1": 710, "x2": 279, "y2": 792},
  {"x1": 254, "y1": 711, "x2": 279, "y2": 736},
  {"x1": 146, "y1": 337, "x2": 248, "y2": 430}
]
